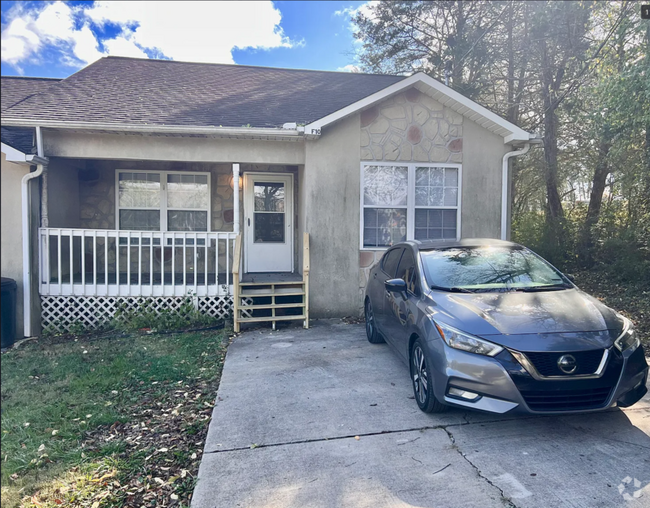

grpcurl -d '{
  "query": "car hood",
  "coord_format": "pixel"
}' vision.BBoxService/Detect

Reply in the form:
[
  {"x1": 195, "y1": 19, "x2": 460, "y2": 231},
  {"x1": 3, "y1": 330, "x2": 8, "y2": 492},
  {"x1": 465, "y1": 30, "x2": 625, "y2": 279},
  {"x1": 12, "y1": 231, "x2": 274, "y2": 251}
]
[{"x1": 428, "y1": 288, "x2": 621, "y2": 351}]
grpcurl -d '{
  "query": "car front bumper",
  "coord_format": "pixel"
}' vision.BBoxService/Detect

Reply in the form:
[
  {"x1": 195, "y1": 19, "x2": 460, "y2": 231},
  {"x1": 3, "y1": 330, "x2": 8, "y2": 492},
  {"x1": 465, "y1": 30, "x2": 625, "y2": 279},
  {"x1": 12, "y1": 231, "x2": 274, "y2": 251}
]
[{"x1": 426, "y1": 339, "x2": 649, "y2": 415}]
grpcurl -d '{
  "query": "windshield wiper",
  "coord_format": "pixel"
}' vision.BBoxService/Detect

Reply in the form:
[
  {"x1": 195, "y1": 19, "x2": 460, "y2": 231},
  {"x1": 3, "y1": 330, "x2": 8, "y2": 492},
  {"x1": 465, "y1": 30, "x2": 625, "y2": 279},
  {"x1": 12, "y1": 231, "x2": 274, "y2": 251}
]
[
  {"x1": 516, "y1": 283, "x2": 572, "y2": 292},
  {"x1": 430, "y1": 285, "x2": 475, "y2": 293}
]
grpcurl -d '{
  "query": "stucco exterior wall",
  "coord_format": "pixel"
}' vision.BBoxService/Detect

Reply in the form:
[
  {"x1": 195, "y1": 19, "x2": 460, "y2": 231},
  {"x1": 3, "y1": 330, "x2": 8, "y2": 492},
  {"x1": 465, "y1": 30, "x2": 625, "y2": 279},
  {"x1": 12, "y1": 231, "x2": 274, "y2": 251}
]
[
  {"x1": 302, "y1": 114, "x2": 361, "y2": 317},
  {"x1": 1, "y1": 153, "x2": 28, "y2": 338},
  {"x1": 461, "y1": 119, "x2": 510, "y2": 239},
  {"x1": 43, "y1": 131, "x2": 305, "y2": 165}
]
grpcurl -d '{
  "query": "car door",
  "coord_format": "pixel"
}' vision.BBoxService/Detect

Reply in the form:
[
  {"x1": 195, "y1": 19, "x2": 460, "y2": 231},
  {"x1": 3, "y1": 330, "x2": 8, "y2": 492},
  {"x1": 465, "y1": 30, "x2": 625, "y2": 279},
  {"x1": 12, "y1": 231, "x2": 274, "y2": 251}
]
[
  {"x1": 384, "y1": 247, "x2": 419, "y2": 361},
  {"x1": 376, "y1": 247, "x2": 403, "y2": 340}
]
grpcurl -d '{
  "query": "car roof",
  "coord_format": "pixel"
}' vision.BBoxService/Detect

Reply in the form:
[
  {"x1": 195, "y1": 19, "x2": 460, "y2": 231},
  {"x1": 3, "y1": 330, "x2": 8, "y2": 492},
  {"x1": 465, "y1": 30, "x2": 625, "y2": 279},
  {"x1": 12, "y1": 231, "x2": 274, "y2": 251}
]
[{"x1": 407, "y1": 238, "x2": 522, "y2": 251}]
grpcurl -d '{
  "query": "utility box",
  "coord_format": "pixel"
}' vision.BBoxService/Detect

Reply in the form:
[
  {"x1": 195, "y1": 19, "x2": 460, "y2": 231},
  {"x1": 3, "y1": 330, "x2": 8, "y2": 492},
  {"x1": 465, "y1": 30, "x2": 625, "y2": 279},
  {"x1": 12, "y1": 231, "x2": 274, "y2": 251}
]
[{"x1": 1, "y1": 277, "x2": 17, "y2": 348}]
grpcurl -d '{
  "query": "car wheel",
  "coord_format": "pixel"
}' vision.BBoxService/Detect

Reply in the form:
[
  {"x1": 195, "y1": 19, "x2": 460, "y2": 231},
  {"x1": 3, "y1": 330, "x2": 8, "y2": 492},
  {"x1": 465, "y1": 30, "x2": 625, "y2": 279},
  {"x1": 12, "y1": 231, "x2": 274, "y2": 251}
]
[
  {"x1": 410, "y1": 339, "x2": 447, "y2": 413},
  {"x1": 365, "y1": 298, "x2": 384, "y2": 344}
]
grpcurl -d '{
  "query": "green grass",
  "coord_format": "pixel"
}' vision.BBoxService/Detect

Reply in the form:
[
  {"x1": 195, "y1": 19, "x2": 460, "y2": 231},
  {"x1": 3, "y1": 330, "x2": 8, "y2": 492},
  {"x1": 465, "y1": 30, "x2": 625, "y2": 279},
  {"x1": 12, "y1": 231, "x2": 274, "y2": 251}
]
[{"x1": 1, "y1": 329, "x2": 230, "y2": 507}]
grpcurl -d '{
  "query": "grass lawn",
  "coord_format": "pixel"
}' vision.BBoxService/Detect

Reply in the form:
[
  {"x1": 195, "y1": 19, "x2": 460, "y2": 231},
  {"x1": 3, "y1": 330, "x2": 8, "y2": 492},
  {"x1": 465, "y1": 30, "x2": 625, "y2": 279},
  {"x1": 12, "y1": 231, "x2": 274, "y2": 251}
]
[{"x1": 1, "y1": 328, "x2": 230, "y2": 507}]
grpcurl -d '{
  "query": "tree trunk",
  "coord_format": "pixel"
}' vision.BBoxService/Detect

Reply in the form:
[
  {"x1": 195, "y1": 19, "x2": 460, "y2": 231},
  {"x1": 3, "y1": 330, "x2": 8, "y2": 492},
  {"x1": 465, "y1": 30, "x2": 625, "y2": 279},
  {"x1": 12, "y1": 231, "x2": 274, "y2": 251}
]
[
  {"x1": 578, "y1": 140, "x2": 611, "y2": 267},
  {"x1": 539, "y1": 37, "x2": 565, "y2": 248}
]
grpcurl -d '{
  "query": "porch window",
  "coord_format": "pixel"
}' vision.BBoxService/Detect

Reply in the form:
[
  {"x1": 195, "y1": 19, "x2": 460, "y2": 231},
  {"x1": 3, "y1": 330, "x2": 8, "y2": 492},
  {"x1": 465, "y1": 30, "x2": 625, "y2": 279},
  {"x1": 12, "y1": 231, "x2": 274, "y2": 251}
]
[
  {"x1": 117, "y1": 171, "x2": 210, "y2": 231},
  {"x1": 361, "y1": 163, "x2": 461, "y2": 248}
]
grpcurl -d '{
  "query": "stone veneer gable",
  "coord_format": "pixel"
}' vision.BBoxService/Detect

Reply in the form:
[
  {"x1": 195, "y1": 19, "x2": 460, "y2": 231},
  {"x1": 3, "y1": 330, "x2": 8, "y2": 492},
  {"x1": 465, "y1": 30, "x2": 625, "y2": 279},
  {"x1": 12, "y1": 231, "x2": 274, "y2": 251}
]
[{"x1": 360, "y1": 87, "x2": 463, "y2": 164}]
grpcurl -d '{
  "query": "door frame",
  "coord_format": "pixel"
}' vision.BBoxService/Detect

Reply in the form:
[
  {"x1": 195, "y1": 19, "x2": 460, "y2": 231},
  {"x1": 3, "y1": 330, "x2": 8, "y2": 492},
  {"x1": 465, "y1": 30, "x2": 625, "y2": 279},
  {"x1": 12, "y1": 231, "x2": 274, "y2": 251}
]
[{"x1": 243, "y1": 172, "x2": 294, "y2": 273}]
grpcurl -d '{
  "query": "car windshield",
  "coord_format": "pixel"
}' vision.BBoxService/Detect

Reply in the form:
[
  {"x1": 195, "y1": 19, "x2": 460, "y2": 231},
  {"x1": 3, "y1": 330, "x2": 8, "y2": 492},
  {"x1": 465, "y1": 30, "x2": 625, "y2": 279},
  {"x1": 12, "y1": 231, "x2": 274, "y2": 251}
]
[{"x1": 420, "y1": 246, "x2": 571, "y2": 292}]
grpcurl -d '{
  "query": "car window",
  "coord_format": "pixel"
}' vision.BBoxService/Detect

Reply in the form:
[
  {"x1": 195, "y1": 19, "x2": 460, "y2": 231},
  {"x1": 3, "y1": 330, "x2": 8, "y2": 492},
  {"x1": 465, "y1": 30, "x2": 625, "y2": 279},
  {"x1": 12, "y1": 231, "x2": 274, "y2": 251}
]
[
  {"x1": 381, "y1": 248, "x2": 403, "y2": 278},
  {"x1": 395, "y1": 249, "x2": 420, "y2": 295},
  {"x1": 420, "y1": 246, "x2": 570, "y2": 292}
]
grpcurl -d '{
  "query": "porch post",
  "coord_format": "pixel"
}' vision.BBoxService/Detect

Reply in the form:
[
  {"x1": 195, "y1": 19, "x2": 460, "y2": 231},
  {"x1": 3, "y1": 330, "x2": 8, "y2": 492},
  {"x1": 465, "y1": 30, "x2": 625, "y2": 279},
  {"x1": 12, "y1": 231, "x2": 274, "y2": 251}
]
[{"x1": 232, "y1": 163, "x2": 240, "y2": 234}]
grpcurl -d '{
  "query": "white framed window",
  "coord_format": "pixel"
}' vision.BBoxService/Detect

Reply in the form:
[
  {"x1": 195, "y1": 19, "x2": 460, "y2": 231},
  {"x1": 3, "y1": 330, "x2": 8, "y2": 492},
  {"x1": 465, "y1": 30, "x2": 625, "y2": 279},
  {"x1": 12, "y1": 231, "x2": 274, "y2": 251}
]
[
  {"x1": 360, "y1": 162, "x2": 461, "y2": 249},
  {"x1": 116, "y1": 170, "x2": 211, "y2": 231}
]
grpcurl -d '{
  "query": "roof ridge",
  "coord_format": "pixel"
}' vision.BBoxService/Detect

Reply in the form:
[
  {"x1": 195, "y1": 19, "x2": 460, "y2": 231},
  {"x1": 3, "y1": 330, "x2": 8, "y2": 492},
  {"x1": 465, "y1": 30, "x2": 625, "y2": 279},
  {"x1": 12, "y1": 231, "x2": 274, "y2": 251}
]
[{"x1": 101, "y1": 55, "x2": 405, "y2": 78}]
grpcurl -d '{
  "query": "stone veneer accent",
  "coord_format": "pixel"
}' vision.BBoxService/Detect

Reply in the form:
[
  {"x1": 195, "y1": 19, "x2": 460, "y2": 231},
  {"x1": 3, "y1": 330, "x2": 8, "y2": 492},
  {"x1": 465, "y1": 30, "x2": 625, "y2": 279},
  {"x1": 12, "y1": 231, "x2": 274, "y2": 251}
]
[
  {"x1": 358, "y1": 87, "x2": 465, "y2": 314},
  {"x1": 360, "y1": 88, "x2": 463, "y2": 164}
]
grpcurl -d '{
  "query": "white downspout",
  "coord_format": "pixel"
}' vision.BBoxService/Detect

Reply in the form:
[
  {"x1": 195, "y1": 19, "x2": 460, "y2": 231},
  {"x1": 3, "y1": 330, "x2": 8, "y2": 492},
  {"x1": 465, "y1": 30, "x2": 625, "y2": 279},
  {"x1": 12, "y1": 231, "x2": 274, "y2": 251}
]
[
  {"x1": 232, "y1": 163, "x2": 240, "y2": 235},
  {"x1": 501, "y1": 143, "x2": 530, "y2": 240},
  {"x1": 21, "y1": 126, "x2": 46, "y2": 337}
]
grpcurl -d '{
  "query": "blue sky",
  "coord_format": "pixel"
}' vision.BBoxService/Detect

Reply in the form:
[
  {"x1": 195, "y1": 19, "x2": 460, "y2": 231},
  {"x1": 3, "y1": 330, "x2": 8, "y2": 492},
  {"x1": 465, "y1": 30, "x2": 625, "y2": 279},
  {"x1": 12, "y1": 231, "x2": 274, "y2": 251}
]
[{"x1": 1, "y1": 1, "x2": 371, "y2": 78}]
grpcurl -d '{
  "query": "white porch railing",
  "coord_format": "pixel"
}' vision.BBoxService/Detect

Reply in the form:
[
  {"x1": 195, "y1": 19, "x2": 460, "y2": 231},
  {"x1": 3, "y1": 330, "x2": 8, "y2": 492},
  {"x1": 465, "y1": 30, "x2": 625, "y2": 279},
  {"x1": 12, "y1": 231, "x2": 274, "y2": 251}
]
[{"x1": 39, "y1": 228, "x2": 237, "y2": 297}]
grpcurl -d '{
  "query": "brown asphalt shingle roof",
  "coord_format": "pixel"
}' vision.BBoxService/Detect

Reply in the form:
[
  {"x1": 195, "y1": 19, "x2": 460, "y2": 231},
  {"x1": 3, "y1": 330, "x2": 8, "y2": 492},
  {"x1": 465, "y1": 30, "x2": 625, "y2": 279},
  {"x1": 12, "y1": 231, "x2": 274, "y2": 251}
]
[
  {"x1": 1, "y1": 77, "x2": 60, "y2": 153},
  {"x1": 1, "y1": 76, "x2": 61, "y2": 111},
  {"x1": 1, "y1": 57, "x2": 405, "y2": 128}
]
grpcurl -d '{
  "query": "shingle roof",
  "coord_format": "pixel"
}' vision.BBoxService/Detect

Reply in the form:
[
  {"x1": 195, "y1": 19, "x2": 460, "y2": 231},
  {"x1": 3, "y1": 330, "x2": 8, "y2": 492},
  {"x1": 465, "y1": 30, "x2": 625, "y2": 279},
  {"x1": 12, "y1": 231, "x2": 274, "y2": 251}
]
[
  {"x1": 1, "y1": 57, "x2": 405, "y2": 128},
  {"x1": 1, "y1": 76, "x2": 61, "y2": 112},
  {"x1": 1, "y1": 127, "x2": 34, "y2": 154},
  {"x1": 1, "y1": 77, "x2": 59, "y2": 153}
]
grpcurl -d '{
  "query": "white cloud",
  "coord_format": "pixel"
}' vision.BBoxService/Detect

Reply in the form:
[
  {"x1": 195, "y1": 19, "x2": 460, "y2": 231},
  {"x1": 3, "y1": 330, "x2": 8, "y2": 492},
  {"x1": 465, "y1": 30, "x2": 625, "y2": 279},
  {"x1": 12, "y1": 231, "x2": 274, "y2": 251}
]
[
  {"x1": 336, "y1": 64, "x2": 360, "y2": 73},
  {"x1": 1, "y1": 0, "x2": 296, "y2": 72}
]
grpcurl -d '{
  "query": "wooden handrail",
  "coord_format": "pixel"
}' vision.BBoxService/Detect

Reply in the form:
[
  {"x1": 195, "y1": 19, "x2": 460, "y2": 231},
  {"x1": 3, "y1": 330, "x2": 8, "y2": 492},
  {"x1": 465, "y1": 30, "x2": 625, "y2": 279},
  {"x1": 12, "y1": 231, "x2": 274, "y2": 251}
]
[
  {"x1": 232, "y1": 234, "x2": 242, "y2": 275},
  {"x1": 232, "y1": 234, "x2": 242, "y2": 332},
  {"x1": 303, "y1": 232, "x2": 310, "y2": 329},
  {"x1": 303, "y1": 232, "x2": 310, "y2": 274}
]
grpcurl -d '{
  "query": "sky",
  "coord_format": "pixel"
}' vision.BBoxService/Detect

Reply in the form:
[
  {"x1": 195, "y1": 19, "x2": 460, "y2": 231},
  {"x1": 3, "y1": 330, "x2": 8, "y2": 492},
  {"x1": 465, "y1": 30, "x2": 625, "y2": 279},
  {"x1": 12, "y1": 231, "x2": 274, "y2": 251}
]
[{"x1": 0, "y1": 0, "x2": 375, "y2": 78}]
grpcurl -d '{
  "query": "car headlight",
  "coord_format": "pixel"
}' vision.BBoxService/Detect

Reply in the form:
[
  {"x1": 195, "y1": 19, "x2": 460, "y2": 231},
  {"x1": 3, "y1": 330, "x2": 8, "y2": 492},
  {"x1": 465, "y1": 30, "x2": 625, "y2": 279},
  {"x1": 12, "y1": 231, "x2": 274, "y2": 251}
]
[
  {"x1": 614, "y1": 316, "x2": 640, "y2": 353},
  {"x1": 434, "y1": 321, "x2": 504, "y2": 357}
]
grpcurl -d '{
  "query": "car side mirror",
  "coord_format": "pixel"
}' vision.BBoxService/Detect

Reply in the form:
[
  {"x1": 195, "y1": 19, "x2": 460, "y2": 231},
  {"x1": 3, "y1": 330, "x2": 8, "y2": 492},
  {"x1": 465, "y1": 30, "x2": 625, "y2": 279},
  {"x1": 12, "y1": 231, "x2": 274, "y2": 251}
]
[
  {"x1": 385, "y1": 278, "x2": 407, "y2": 294},
  {"x1": 565, "y1": 273, "x2": 576, "y2": 283}
]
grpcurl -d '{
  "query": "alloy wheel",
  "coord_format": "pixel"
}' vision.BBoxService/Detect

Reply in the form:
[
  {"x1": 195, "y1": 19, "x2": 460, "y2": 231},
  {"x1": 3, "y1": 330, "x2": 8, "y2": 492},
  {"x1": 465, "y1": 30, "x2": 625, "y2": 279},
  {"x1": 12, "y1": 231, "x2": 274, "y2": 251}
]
[
  {"x1": 412, "y1": 345, "x2": 428, "y2": 405},
  {"x1": 365, "y1": 299, "x2": 374, "y2": 339}
]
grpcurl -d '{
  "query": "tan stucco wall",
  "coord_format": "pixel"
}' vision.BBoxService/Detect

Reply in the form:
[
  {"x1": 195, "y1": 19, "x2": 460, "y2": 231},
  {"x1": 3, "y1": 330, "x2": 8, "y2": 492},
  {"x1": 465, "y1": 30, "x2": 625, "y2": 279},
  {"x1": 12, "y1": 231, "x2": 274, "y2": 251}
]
[
  {"x1": 302, "y1": 114, "x2": 361, "y2": 317},
  {"x1": 43, "y1": 131, "x2": 305, "y2": 165},
  {"x1": 461, "y1": 119, "x2": 510, "y2": 239},
  {"x1": 1, "y1": 153, "x2": 27, "y2": 338}
]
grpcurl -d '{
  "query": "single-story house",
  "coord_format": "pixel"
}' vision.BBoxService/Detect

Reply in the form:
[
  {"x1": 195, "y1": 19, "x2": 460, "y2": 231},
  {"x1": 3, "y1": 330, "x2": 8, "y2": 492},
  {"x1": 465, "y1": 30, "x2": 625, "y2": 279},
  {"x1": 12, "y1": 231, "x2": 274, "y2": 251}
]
[{"x1": 1, "y1": 56, "x2": 538, "y2": 338}]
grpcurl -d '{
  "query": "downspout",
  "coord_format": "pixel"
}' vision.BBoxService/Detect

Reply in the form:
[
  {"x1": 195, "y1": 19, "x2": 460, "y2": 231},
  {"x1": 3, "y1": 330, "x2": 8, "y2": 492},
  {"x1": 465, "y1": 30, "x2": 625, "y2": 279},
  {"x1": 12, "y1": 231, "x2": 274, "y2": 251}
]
[
  {"x1": 501, "y1": 143, "x2": 530, "y2": 240},
  {"x1": 22, "y1": 126, "x2": 47, "y2": 337}
]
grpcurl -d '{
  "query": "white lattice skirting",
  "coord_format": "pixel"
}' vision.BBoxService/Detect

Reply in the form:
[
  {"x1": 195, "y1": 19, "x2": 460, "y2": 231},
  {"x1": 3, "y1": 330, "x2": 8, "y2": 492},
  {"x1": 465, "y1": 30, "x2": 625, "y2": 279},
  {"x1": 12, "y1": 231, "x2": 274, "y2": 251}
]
[{"x1": 40, "y1": 295, "x2": 243, "y2": 333}]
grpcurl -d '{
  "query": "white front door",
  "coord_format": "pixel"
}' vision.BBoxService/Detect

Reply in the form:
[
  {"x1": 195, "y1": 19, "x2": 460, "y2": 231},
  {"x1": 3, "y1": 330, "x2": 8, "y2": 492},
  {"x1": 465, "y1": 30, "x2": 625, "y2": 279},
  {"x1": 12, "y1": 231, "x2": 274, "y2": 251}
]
[{"x1": 244, "y1": 173, "x2": 294, "y2": 273}]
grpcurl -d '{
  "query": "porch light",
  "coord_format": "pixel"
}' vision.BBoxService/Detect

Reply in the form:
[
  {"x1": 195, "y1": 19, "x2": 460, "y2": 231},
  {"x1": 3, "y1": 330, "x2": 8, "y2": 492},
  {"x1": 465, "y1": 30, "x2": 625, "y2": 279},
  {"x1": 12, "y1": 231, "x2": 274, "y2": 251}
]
[{"x1": 230, "y1": 175, "x2": 243, "y2": 190}]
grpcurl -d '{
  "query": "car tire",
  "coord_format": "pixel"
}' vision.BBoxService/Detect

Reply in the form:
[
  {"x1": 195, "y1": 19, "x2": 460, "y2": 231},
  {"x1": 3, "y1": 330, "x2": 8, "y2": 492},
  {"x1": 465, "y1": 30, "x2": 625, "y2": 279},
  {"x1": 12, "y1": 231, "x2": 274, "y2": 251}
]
[
  {"x1": 364, "y1": 298, "x2": 384, "y2": 344},
  {"x1": 410, "y1": 338, "x2": 448, "y2": 413}
]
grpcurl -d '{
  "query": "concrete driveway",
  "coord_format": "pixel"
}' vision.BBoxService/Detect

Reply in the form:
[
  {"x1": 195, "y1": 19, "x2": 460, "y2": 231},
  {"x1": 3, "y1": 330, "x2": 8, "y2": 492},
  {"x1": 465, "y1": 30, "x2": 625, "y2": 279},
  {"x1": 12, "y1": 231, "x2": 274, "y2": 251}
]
[{"x1": 192, "y1": 320, "x2": 650, "y2": 508}]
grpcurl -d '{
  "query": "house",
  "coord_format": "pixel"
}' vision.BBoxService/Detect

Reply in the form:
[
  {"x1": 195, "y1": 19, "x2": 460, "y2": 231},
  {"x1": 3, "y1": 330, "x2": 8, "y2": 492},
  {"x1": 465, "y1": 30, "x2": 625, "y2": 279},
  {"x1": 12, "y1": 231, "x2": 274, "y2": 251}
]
[{"x1": 1, "y1": 56, "x2": 537, "y2": 338}]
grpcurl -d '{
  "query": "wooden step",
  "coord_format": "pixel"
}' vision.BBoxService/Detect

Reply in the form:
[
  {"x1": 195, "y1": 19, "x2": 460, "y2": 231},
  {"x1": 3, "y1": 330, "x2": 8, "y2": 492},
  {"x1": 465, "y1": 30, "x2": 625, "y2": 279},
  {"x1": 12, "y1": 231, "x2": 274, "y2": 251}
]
[
  {"x1": 239, "y1": 302, "x2": 305, "y2": 310},
  {"x1": 240, "y1": 289, "x2": 305, "y2": 297},
  {"x1": 237, "y1": 315, "x2": 306, "y2": 323}
]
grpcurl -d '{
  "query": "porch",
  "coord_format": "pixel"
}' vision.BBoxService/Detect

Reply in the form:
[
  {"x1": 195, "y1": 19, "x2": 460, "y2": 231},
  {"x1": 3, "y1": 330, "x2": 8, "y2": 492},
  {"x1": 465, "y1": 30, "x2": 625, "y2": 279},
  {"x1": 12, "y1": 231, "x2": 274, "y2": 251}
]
[{"x1": 36, "y1": 157, "x2": 309, "y2": 332}]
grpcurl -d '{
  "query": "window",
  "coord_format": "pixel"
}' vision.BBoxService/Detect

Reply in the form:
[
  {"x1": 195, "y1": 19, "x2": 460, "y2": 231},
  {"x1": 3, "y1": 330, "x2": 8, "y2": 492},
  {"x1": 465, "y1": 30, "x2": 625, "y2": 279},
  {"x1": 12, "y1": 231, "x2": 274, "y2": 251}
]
[
  {"x1": 117, "y1": 170, "x2": 210, "y2": 231},
  {"x1": 381, "y1": 247, "x2": 403, "y2": 278},
  {"x1": 361, "y1": 163, "x2": 461, "y2": 248}
]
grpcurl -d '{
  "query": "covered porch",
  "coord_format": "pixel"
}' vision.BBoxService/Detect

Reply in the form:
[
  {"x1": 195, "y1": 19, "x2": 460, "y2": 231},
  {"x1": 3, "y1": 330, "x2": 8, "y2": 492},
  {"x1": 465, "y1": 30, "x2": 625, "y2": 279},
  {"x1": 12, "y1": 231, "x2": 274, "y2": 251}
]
[{"x1": 37, "y1": 156, "x2": 308, "y2": 332}]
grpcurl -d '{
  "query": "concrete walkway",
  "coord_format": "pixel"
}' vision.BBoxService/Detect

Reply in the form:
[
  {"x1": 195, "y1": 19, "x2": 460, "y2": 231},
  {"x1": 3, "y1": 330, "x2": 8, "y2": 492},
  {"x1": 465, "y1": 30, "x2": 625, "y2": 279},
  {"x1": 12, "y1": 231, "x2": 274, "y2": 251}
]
[{"x1": 192, "y1": 320, "x2": 650, "y2": 508}]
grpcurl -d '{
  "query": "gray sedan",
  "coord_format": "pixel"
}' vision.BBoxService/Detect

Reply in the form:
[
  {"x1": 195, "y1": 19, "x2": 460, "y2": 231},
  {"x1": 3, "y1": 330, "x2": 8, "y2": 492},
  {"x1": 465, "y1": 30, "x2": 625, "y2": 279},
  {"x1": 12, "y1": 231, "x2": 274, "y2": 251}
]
[{"x1": 364, "y1": 239, "x2": 648, "y2": 414}]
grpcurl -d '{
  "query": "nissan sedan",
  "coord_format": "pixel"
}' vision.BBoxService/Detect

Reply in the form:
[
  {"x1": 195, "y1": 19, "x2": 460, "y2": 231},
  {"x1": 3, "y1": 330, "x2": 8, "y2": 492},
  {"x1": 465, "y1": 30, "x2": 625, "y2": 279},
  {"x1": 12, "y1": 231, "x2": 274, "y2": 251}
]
[{"x1": 364, "y1": 239, "x2": 648, "y2": 414}]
